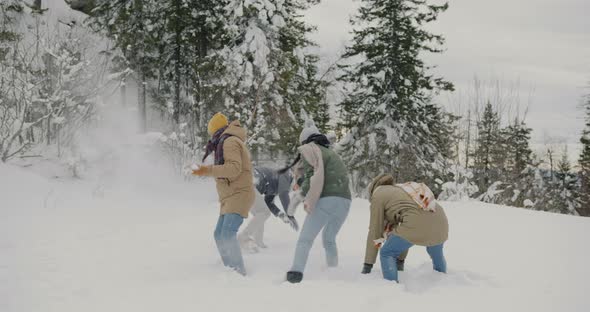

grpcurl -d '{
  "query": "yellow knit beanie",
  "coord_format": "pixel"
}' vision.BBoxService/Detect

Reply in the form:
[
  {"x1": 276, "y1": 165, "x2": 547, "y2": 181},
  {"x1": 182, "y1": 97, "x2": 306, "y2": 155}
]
[{"x1": 207, "y1": 112, "x2": 229, "y2": 136}]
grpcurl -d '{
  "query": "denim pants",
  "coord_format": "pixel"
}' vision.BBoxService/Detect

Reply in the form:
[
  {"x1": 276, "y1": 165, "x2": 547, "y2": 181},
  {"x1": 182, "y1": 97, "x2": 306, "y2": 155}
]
[
  {"x1": 214, "y1": 213, "x2": 246, "y2": 275},
  {"x1": 238, "y1": 194, "x2": 270, "y2": 245},
  {"x1": 290, "y1": 196, "x2": 351, "y2": 273},
  {"x1": 380, "y1": 235, "x2": 446, "y2": 282}
]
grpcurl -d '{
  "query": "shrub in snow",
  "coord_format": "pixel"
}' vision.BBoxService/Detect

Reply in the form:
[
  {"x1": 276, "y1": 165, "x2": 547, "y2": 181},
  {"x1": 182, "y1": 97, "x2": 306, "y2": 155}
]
[
  {"x1": 0, "y1": 3, "x2": 107, "y2": 162},
  {"x1": 478, "y1": 181, "x2": 505, "y2": 203},
  {"x1": 439, "y1": 166, "x2": 478, "y2": 201},
  {"x1": 156, "y1": 131, "x2": 203, "y2": 178}
]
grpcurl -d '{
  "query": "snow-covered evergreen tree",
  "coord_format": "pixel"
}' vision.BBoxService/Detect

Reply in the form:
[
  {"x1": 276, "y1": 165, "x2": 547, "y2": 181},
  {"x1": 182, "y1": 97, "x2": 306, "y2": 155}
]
[
  {"x1": 337, "y1": 0, "x2": 454, "y2": 195},
  {"x1": 497, "y1": 118, "x2": 534, "y2": 206},
  {"x1": 472, "y1": 102, "x2": 504, "y2": 194},
  {"x1": 530, "y1": 148, "x2": 579, "y2": 215},
  {"x1": 91, "y1": 0, "x2": 228, "y2": 143},
  {"x1": 278, "y1": 52, "x2": 331, "y2": 157},
  {"x1": 503, "y1": 119, "x2": 533, "y2": 178},
  {"x1": 221, "y1": 0, "x2": 326, "y2": 158},
  {"x1": 151, "y1": 0, "x2": 227, "y2": 141},
  {"x1": 554, "y1": 150, "x2": 579, "y2": 214},
  {"x1": 578, "y1": 93, "x2": 590, "y2": 216},
  {"x1": 91, "y1": 0, "x2": 161, "y2": 131},
  {"x1": 90, "y1": 0, "x2": 326, "y2": 159}
]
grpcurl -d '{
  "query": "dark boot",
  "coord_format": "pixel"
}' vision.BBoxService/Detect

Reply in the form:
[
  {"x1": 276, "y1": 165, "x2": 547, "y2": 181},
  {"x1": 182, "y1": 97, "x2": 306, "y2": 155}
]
[
  {"x1": 397, "y1": 259, "x2": 405, "y2": 271},
  {"x1": 286, "y1": 271, "x2": 303, "y2": 283}
]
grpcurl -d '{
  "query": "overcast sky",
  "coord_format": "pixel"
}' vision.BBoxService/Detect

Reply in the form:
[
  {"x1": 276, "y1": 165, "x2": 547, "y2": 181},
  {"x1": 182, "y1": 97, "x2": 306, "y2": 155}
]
[{"x1": 303, "y1": 0, "x2": 590, "y2": 150}]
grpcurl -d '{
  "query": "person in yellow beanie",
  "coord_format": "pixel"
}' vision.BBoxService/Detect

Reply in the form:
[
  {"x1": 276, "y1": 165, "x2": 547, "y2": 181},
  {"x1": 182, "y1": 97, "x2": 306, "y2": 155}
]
[
  {"x1": 207, "y1": 112, "x2": 229, "y2": 136},
  {"x1": 192, "y1": 113, "x2": 255, "y2": 276}
]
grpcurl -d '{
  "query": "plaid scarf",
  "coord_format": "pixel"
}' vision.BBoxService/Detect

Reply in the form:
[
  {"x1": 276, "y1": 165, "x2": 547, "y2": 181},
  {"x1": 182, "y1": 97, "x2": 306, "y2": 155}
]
[{"x1": 202, "y1": 126, "x2": 230, "y2": 165}]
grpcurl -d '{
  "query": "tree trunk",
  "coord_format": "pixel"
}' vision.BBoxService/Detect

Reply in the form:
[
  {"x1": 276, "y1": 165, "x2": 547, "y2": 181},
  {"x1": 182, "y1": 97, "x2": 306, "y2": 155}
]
[
  {"x1": 134, "y1": 0, "x2": 147, "y2": 132},
  {"x1": 138, "y1": 75, "x2": 146, "y2": 132},
  {"x1": 46, "y1": 115, "x2": 51, "y2": 145},
  {"x1": 548, "y1": 149, "x2": 554, "y2": 180},
  {"x1": 465, "y1": 109, "x2": 471, "y2": 167},
  {"x1": 142, "y1": 76, "x2": 146, "y2": 131},
  {"x1": 121, "y1": 77, "x2": 126, "y2": 107},
  {"x1": 173, "y1": 35, "x2": 181, "y2": 124}
]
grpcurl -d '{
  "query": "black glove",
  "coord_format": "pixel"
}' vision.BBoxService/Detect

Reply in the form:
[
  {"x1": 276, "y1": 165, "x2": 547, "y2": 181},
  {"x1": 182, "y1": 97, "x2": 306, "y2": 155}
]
[
  {"x1": 361, "y1": 263, "x2": 373, "y2": 274},
  {"x1": 278, "y1": 212, "x2": 289, "y2": 223},
  {"x1": 288, "y1": 216, "x2": 299, "y2": 231},
  {"x1": 278, "y1": 212, "x2": 299, "y2": 232},
  {"x1": 397, "y1": 259, "x2": 405, "y2": 271}
]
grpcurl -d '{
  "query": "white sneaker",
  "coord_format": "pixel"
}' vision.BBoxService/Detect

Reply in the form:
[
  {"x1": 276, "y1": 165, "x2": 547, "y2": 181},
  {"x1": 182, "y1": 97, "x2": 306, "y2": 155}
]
[
  {"x1": 255, "y1": 241, "x2": 268, "y2": 249},
  {"x1": 240, "y1": 237, "x2": 259, "y2": 254}
]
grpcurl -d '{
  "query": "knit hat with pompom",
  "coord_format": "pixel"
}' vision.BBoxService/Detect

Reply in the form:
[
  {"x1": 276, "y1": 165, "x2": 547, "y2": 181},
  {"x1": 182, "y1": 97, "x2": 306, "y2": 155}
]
[{"x1": 299, "y1": 119, "x2": 321, "y2": 144}]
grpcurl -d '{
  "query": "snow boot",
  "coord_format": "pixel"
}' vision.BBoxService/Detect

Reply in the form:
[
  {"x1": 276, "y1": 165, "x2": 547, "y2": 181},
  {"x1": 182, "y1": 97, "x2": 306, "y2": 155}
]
[{"x1": 286, "y1": 271, "x2": 303, "y2": 284}]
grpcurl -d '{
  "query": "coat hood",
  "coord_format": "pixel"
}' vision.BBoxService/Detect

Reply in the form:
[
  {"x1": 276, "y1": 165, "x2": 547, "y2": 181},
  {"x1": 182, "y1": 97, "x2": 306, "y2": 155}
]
[
  {"x1": 368, "y1": 174, "x2": 395, "y2": 199},
  {"x1": 223, "y1": 120, "x2": 247, "y2": 142}
]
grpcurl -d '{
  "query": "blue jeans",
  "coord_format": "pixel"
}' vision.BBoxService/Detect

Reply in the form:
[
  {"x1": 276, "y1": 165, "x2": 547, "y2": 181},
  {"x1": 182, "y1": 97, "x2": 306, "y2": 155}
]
[
  {"x1": 290, "y1": 197, "x2": 351, "y2": 273},
  {"x1": 380, "y1": 235, "x2": 446, "y2": 282},
  {"x1": 214, "y1": 213, "x2": 246, "y2": 275}
]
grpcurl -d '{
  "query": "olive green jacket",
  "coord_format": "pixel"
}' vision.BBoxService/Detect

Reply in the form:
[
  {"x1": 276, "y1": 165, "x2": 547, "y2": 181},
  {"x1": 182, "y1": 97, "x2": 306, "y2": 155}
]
[
  {"x1": 301, "y1": 145, "x2": 351, "y2": 200},
  {"x1": 364, "y1": 185, "x2": 448, "y2": 264}
]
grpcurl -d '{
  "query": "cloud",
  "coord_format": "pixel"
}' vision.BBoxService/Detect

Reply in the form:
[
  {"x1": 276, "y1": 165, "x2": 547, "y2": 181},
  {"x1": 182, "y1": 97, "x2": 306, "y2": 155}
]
[{"x1": 304, "y1": 0, "x2": 590, "y2": 145}]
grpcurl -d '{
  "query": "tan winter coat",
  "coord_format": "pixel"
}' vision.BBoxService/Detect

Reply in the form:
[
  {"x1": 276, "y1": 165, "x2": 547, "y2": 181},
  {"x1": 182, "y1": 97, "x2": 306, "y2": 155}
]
[
  {"x1": 364, "y1": 185, "x2": 449, "y2": 265},
  {"x1": 207, "y1": 121, "x2": 255, "y2": 218}
]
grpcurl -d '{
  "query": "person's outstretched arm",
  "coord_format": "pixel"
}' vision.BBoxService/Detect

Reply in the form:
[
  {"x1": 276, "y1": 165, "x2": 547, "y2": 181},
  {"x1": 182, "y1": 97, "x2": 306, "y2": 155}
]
[
  {"x1": 278, "y1": 191, "x2": 290, "y2": 214},
  {"x1": 364, "y1": 190, "x2": 386, "y2": 268},
  {"x1": 264, "y1": 195, "x2": 282, "y2": 216}
]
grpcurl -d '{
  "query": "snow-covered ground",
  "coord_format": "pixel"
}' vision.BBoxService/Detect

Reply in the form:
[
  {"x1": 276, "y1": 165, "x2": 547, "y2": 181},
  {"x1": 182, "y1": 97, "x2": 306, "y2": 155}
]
[
  {"x1": 3, "y1": 2, "x2": 588, "y2": 311},
  {"x1": 2, "y1": 160, "x2": 590, "y2": 312}
]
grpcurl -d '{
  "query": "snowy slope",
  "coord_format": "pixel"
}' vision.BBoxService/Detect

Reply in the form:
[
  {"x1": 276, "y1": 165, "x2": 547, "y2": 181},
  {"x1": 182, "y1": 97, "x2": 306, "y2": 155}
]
[{"x1": 2, "y1": 163, "x2": 589, "y2": 312}]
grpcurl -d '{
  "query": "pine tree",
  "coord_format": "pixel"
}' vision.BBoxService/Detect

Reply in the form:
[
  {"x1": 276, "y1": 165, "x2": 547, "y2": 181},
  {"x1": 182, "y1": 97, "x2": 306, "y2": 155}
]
[
  {"x1": 472, "y1": 102, "x2": 504, "y2": 195},
  {"x1": 221, "y1": 0, "x2": 325, "y2": 159},
  {"x1": 91, "y1": 0, "x2": 227, "y2": 141},
  {"x1": 280, "y1": 53, "x2": 331, "y2": 155},
  {"x1": 337, "y1": 0, "x2": 454, "y2": 194},
  {"x1": 0, "y1": 0, "x2": 23, "y2": 62},
  {"x1": 91, "y1": 0, "x2": 161, "y2": 131},
  {"x1": 503, "y1": 119, "x2": 533, "y2": 177},
  {"x1": 221, "y1": 0, "x2": 288, "y2": 158},
  {"x1": 497, "y1": 118, "x2": 534, "y2": 206},
  {"x1": 266, "y1": 0, "x2": 328, "y2": 157},
  {"x1": 538, "y1": 148, "x2": 579, "y2": 214},
  {"x1": 90, "y1": 0, "x2": 325, "y2": 159},
  {"x1": 578, "y1": 93, "x2": 590, "y2": 216},
  {"x1": 151, "y1": 0, "x2": 226, "y2": 133}
]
